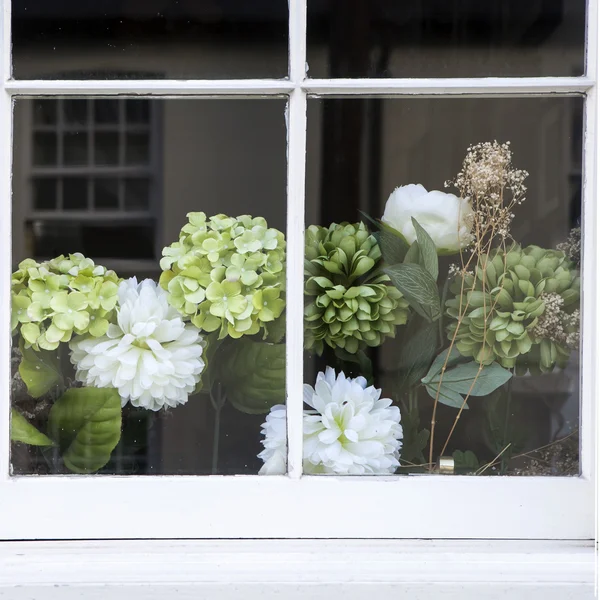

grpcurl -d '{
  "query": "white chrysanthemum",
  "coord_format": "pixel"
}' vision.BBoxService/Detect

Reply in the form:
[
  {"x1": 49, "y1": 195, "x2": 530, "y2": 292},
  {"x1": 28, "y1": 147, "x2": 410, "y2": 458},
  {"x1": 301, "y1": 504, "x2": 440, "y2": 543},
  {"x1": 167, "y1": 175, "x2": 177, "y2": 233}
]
[
  {"x1": 70, "y1": 277, "x2": 205, "y2": 411},
  {"x1": 257, "y1": 404, "x2": 287, "y2": 475},
  {"x1": 258, "y1": 368, "x2": 403, "y2": 475}
]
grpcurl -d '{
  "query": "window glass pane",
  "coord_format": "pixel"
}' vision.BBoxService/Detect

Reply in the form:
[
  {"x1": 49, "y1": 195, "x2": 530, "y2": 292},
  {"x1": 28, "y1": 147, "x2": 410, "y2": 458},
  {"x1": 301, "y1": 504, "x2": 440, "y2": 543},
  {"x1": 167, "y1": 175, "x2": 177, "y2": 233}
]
[
  {"x1": 11, "y1": 98, "x2": 287, "y2": 476},
  {"x1": 94, "y1": 132, "x2": 120, "y2": 166},
  {"x1": 33, "y1": 132, "x2": 57, "y2": 166},
  {"x1": 63, "y1": 99, "x2": 88, "y2": 127},
  {"x1": 12, "y1": 0, "x2": 289, "y2": 80},
  {"x1": 125, "y1": 133, "x2": 151, "y2": 166},
  {"x1": 62, "y1": 177, "x2": 88, "y2": 210},
  {"x1": 301, "y1": 97, "x2": 582, "y2": 476},
  {"x1": 32, "y1": 179, "x2": 57, "y2": 210},
  {"x1": 63, "y1": 132, "x2": 88, "y2": 166},
  {"x1": 307, "y1": 0, "x2": 586, "y2": 78}
]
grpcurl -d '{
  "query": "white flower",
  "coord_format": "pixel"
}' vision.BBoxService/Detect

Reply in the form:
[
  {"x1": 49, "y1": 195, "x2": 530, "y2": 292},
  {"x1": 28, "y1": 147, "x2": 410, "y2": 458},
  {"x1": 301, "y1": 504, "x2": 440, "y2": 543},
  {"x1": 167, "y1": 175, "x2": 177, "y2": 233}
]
[
  {"x1": 257, "y1": 368, "x2": 403, "y2": 475},
  {"x1": 382, "y1": 183, "x2": 473, "y2": 253},
  {"x1": 257, "y1": 404, "x2": 287, "y2": 475},
  {"x1": 70, "y1": 277, "x2": 205, "y2": 411}
]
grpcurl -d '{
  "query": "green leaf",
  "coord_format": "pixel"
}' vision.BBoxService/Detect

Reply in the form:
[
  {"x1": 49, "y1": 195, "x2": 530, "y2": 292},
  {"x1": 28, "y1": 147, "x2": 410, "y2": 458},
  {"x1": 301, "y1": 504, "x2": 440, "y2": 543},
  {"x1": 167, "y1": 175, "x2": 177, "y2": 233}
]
[
  {"x1": 397, "y1": 320, "x2": 438, "y2": 389},
  {"x1": 430, "y1": 361, "x2": 513, "y2": 397},
  {"x1": 48, "y1": 387, "x2": 122, "y2": 474},
  {"x1": 359, "y1": 211, "x2": 409, "y2": 265},
  {"x1": 452, "y1": 449, "x2": 479, "y2": 472},
  {"x1": 425, "y1": 382, "x2": 468, "y2": 409},
  {"x1": 403, "y1": 241, "x2": 421, "y2": 265},
  {"x1": 412, "y1": 218, "x2": 439, "y2": 280},
  {"x1": 383, "y1": 263, "x2": 441, "y2": 322},
  {"x1": 334, "y1": 347, "x2": 374, "y2": 385},
  {"x1": 10, "y1": 409, "x2": 54, "y2": 446},
  {"x1": 400, "y1": 410, "x2": 430, "y2": 467},
  {"x1": 220, "y1": 339, "x2": 285, "y2": 414},
  {"x1": 422, "y1": 346, "x2": 464, "y2": 385},
  {"x1": 18, "y1": 343, "x2": 63, "y2": 399}
]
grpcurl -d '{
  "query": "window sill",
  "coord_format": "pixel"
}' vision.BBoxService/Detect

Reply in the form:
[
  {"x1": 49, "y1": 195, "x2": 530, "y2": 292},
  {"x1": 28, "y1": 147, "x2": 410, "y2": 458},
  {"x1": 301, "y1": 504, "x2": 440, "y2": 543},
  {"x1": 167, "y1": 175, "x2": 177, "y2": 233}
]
[{"x1": 0, "y1": 539, "x2": 594, "y2": 599}]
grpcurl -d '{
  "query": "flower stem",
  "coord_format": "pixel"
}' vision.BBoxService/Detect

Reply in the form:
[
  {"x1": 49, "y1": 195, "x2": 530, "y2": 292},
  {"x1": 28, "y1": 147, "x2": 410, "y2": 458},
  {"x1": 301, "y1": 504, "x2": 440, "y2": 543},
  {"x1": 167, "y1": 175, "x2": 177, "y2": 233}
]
[
  {"x1": 210, "y1": 383, "x2": 226, "y2": 475},
  {"x1": 500, "y1": 378, "x2": 513, "y2": 475}
]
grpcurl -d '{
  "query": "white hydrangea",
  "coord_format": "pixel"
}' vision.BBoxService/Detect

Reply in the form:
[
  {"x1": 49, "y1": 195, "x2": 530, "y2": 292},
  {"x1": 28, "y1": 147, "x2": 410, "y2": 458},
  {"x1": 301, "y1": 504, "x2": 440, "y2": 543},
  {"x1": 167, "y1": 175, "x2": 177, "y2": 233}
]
[
  {"x1": 70, "y1": 277, "x2": 205, "y2": 411},
  {"x1": 258, "y1": 368, "x2": 403, "y2": 475}
]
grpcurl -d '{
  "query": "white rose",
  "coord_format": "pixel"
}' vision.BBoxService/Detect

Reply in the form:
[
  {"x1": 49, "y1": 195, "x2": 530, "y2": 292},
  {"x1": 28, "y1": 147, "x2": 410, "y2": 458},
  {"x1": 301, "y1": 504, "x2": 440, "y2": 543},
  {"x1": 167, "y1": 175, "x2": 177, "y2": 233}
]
[{"x1": 382, "y1": 184, "x2": 473, "y2": 254}]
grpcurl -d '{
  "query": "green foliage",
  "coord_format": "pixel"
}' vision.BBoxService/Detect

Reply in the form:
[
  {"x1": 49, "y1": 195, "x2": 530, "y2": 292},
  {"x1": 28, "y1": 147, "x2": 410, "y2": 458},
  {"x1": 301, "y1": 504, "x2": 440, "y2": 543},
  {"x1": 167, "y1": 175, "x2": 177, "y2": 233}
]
[
  {"x1": 18, "y1": 343, "x2": 63, "y2": 399},
  {"x1": 304, "y1": 222, "x2": 410, "y2": 355},
  {"x1": 160, "y1": 212, "x2": 286, "y2": 340},
  {"x1": 384, "y1": 263, "x2": 441, "y2": 322},
  {"x1": 11, "y1": 254, "x2": 120, "y2": 351},
  {"x1": 422, "y1": 348, "x2": 513, "y2": 410},
  {"x1": 359, "y1": 211, "x2": 409, "y2": 265},
  {"x1": 452, "y1": 450, "x2": 479, "y2": 473},
  {"x1": 10, "y1": 409, "x2": 54, "y2": 447},
  {"x1": 48, "y1": 387, "x2": 122, "y2": 474},
  {"x1": 411, "y1": 218, "x2": 439, "y2": 280},
  {"x1": 397, "y1": 320, "x2": 438, "y2": 390},
  {"x1": 220, "y1": 338, "x2": 285, "y2": 414}
]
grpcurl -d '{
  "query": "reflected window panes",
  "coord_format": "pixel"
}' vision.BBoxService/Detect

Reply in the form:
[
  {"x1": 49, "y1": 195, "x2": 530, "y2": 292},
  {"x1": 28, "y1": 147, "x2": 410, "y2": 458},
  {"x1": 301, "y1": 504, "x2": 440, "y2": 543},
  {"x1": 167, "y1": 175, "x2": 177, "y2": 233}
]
[
  {"x1": 303, "y1": 97, "x2": 582, "y2": 476},
  {"x1": 12, "y1": 0, "x2": 289, "y2": 80},
  {"x1": 307, "y1": 0, "x2": 586, "y2": 78},
  {"x1": 11, "y1": 98, "x2": 287, "y2": 476}
]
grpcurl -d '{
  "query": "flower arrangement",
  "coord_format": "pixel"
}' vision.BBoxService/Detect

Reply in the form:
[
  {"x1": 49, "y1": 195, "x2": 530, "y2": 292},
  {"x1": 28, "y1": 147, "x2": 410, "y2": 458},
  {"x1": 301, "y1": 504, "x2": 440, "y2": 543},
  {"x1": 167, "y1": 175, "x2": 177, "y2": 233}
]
[
  {"x1": 11, "y1": 141, "x2": 581, "y2": 477},
  {"x1": 10, "y1": 213, "x2": 287, "y2": 475}
]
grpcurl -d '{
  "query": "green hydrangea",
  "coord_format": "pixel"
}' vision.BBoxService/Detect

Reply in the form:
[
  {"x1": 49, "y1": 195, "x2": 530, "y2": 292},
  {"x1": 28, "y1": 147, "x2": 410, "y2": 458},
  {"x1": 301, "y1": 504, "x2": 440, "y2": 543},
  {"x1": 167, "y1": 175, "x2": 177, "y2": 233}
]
[
  {"x1": 446, "y1": 245, "x2": 580, "y2": 372},
  {"x1": 11, "y1": 253, "x2": 121, "y2": 351},
  {"x1": 304, "y1": 222, "x2": 410, "y2": 355},
  {"x1": 160, "y1": 212, "x2": 286, "y2": 339}
]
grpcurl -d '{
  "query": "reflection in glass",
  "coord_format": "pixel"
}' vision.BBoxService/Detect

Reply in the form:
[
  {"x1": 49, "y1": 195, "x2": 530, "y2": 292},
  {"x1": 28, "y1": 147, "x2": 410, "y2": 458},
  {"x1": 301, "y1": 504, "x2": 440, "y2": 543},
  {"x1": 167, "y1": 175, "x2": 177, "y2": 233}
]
[
  {"x1": 33, "y1": 132, "x2": 57, "y2": 166},
  {"x1": 94, "y1": 132, "x2": 120, "y2": 166},
  {"x1": 307, "y1": 0, "x2": 586, "y2": 78},
  {"x1": 12, "y1": 1, "x2": 289, "y2": 80},
  {"x1": 302, "y1": 97, "x2": 582, "y2": 476},
  {"x1": 63, "y1": 132, "x2": 88, "y2": 166},
  {"x1": 12, "y1": 98, "x2": 287, "y2": 476}
]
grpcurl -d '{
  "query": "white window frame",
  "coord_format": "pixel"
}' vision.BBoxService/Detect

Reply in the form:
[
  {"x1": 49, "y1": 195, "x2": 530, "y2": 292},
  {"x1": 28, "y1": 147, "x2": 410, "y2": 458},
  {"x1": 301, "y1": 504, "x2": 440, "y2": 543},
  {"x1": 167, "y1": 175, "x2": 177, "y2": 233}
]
[{"x1": 0, "y1": 0, "x2": 597, "y2": 543}]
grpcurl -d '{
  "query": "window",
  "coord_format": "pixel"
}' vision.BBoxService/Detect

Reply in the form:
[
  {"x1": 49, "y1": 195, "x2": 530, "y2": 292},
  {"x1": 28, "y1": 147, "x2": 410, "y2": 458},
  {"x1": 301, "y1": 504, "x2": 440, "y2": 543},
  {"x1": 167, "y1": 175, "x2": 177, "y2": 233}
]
[{"x1": 0, "y1": 0, "x2": 596, "y2": 543}]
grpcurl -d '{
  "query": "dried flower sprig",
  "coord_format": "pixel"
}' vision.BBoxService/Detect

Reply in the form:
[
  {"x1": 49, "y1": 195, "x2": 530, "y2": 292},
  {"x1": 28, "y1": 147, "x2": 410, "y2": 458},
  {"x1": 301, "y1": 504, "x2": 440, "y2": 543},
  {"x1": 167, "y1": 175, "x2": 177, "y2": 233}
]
[
  {"x1": 557, "y1": 226, "x2": 581, "y2": 268},
  {"x1": 445, "y1": 140, "x2": 528, "y2": 243}
]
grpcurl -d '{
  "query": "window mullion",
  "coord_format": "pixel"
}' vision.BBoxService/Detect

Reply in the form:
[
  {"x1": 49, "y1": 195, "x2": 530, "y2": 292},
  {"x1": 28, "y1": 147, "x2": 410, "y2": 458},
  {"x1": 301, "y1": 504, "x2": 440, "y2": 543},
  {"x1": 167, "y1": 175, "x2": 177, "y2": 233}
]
[{"x1": 286, "y1": 0, "x2": 307, "y2": 478}]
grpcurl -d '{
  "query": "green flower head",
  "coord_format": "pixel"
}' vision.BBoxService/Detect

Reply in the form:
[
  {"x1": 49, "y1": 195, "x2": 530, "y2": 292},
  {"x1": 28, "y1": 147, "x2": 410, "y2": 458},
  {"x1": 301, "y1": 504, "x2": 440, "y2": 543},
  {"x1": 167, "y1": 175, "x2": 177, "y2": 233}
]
[
  {"x1": 160, "y1": 212, "x2": 286, "y2": 340},
  {"x1": 304, "y1": 222, "x2": 410, "y2": 355},
  {"x1": 11, "y1": 253, "x2": 121, "y2": 351},
  {"x1": 446, "y1": 245, "x2": 580, "y2": 373}
]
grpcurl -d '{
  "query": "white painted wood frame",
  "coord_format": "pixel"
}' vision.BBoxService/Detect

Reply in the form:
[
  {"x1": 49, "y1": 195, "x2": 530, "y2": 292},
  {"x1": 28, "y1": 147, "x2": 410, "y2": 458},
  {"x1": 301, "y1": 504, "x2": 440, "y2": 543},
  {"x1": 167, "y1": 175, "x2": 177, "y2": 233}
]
[{"x1": 0, "y1": 0, "x2": 597, "y2": 545}]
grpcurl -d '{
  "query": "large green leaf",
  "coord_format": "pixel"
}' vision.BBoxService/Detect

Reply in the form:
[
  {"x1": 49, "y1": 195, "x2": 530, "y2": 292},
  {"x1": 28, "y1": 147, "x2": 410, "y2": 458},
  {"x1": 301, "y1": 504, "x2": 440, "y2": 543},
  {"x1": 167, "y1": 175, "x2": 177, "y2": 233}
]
[
  {"x1": 425, "y1": 382, "x2": 467, "y2": 409},
  {"x1": 383, "y1": 263, "x2": 441, "y2": 322},
  {"x1": 221, "y1": 339, "x2": 285, "y2": 414},
  {"x1": 403, "y1": 241, "x2": 421, "y2": 266},
  {"x1": 18, "y1": 343, "x2": 63, "y2": 399},
  {"x1": 48, "y1": 387, "x2": 122, "y2": 474},
  {"x1": 397, "y1": 320, "x2": 438, "y2": 390},
  {"x1": 412, "y1": 218, "x2": 439, "y2": 280},
  {"x1": 10, "y1": 409, "x2": 54, "y2": 446},
  {"x1": 429, "y1": 361, "x2": 513, "y2": 397},
  {"x1": 359, "y1": 211, "x2": 409, "y2": 265},
  {"x1": 421, "y1": 346, "x2": 464, "y2": 385}
]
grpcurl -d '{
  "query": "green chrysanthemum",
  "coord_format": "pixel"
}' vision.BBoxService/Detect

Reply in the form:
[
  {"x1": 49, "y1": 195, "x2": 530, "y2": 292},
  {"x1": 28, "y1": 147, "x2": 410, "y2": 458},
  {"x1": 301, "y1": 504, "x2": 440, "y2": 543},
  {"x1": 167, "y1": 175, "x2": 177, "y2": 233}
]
[
  {"x1": 304, "y1": 222, "x2": 410, "y2": 355},
  {"x1": 160, "y1": 212, "x2": 286, "y2": 340},
  {"x1": 446, "y1": 245, "x2": 580, "y2": 373},
  {"x1": 11, "y1": 253, "x2": 121, "y2": 351}
]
